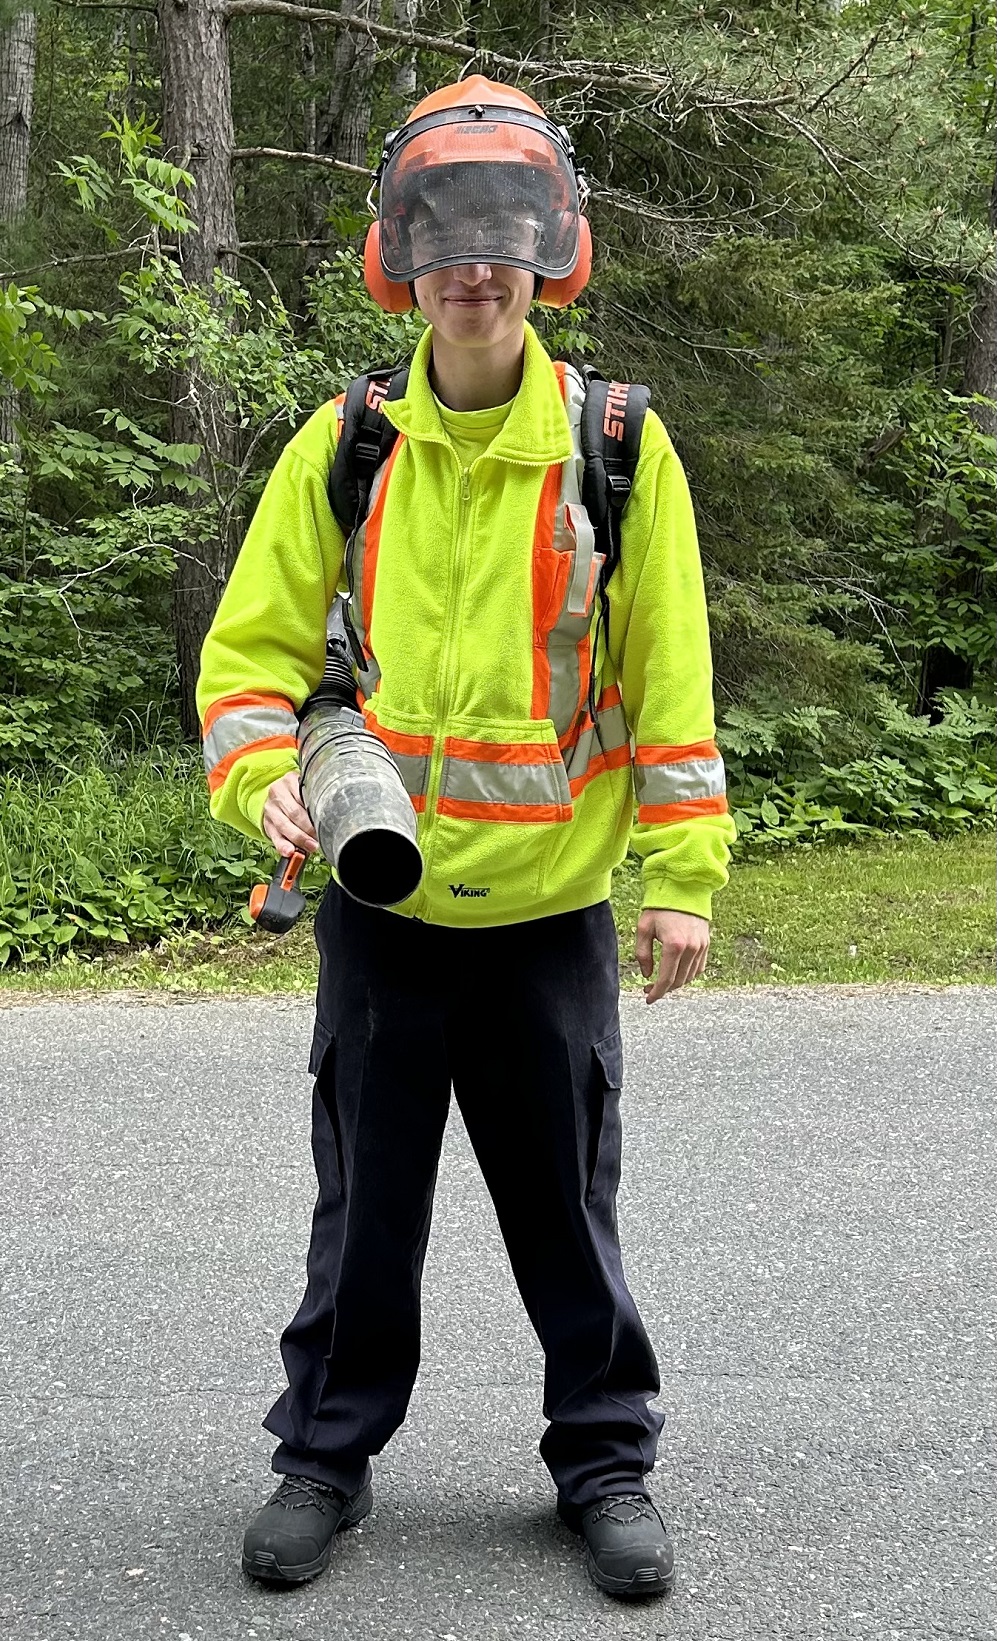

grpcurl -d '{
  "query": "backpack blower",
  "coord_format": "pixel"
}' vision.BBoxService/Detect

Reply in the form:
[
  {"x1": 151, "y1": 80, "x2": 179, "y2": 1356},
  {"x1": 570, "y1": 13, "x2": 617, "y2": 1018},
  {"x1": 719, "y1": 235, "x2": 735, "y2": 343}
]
[{"x1": 249, "y1": 602, "x2": 424, "y2": 933}]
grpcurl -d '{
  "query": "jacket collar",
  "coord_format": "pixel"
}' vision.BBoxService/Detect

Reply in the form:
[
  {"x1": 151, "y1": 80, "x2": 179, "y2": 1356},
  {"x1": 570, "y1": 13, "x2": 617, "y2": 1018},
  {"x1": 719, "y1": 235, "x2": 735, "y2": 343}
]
[{"x1": 381, "y1": 320, "x2": 574, "y2": 466}]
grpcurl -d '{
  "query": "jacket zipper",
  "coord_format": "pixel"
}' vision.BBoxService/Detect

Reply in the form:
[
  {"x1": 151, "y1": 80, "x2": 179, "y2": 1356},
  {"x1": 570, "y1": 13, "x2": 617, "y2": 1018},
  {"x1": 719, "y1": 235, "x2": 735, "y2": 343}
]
[
  {"x1": 412, "y1": 449, "x2": 558, "y2": 916},
  {"x1": 415, "y1": 456, "x2": 473, "y2": 909}
]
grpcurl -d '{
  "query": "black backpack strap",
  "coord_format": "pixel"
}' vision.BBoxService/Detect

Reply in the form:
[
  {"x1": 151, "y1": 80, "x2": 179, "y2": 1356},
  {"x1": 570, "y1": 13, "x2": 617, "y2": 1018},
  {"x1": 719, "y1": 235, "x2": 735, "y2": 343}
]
[
  {"x1": 327, "y1": 363, "x2": 409, "y2": 671},
  {"x1": 575, "y1": 365, "x2": 651, "y2": 746},
  {"x1": 578, "y1": 367, "x2": 651, "y2": 584},
  {"x1": 327, "y1": 363, "x2": 409, "y2": 538}
]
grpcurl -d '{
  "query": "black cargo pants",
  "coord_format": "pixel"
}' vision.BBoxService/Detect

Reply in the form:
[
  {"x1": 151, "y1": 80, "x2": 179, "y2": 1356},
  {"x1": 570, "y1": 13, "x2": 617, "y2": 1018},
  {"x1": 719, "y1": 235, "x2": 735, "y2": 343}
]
[{"x1": 262, "y1": 880, "x2": 663, "y2": 1516}]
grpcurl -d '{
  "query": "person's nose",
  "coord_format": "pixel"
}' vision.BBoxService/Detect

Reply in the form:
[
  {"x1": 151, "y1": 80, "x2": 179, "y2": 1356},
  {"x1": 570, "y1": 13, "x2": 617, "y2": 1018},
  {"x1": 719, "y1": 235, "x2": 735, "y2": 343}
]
[{"x1": 452, "y1": 261, "x2": 493, "y2": 287}]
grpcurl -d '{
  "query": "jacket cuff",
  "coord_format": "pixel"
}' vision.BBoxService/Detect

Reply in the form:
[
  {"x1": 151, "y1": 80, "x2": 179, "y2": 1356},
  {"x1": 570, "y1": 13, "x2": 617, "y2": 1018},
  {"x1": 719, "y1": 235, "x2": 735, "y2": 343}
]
[
  {"x1": 242, "y1": 754, "x2": 298, "y2": 838},
  {"x1": 640, "y1": 877, "x2": 714, "y2": 922}
]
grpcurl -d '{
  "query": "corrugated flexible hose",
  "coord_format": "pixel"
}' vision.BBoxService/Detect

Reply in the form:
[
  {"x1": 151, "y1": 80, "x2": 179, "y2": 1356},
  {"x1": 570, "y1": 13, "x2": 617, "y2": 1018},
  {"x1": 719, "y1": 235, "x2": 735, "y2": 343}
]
[{"x1": 297, "y1": 633, "x2": 424, "y2": 908}]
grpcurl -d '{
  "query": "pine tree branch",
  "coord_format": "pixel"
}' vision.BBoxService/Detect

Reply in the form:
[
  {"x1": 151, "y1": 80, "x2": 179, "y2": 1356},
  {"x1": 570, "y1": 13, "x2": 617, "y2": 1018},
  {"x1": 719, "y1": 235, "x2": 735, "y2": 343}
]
[
  {"x1": 232, "y1": 145, "x2": 369, "y2": 178},
  {"x1": 223, "y1": 0, "x2": 797, "y2": 113}
]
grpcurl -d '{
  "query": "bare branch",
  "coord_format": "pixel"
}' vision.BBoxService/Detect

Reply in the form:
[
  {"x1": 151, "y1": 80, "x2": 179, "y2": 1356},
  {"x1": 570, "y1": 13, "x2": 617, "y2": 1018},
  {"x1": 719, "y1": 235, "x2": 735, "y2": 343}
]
[
  {"x1": 232, "y1": 144, "x2": 369, "y2": 178},
  {"x1": 234, "y1": 237, "x2": 338, "y2": 250},
  {"x1": 51, "y1": 1, "x2": 156, "y2": 12},
  {"x1": 0, "y1": 242, "x2": 152, "y2": 281},
  {"x1": 217, "y1": 246, "x2": 284, "y2": 304}
]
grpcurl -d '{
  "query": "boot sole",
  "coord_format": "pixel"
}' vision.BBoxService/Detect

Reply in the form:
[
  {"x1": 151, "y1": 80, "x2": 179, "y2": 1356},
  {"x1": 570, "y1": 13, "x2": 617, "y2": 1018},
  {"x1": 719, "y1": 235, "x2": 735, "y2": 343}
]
[
  {"x1": 241, "y1": 1482, "x2": 373, "y2": 1585},
  {"x1": 585, "y1": 1550, "x2": 675, "y2": 1600}
]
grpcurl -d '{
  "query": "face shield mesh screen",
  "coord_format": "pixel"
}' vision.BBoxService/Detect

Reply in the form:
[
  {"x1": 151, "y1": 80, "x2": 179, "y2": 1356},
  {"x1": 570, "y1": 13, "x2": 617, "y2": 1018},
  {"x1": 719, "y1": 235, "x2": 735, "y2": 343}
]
[{"x1": 379, "y1": 150, "x2": 580, "y2": 282}]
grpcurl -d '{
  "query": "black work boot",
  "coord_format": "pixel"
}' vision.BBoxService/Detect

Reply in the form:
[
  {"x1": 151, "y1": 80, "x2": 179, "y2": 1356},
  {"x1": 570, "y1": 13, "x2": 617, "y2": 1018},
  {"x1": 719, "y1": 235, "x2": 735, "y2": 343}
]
[
  {"x1": 562, "y1": 1493, "x2": 674, "y2": 1598},
  {"x1": 241, "y1": 1469, "x2": 373, "y2": 1585}
]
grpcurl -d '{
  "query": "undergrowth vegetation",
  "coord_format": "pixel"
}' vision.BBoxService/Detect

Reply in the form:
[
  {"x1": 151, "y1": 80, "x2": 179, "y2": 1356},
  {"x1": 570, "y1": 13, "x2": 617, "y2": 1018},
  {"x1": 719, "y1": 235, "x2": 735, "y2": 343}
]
[{"x1": 1, "y1": 697, "x2": 992, "y2": 968}]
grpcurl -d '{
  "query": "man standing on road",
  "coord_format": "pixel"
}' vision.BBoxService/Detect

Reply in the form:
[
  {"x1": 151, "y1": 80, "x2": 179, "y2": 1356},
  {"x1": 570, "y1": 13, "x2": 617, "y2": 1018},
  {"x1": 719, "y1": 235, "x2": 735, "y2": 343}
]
[{"x1": 196, "y1": 76, "x2": 736, "y2": 1601}]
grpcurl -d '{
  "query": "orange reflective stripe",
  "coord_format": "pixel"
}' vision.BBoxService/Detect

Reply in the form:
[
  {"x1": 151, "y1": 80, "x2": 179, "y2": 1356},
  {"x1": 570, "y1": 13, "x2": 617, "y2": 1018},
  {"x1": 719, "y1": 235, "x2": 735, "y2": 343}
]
[
  {"x1": 530, "y1": 463, "x2": 563, "y2": 719},
  {"x1": 364, "y1": 708, "x2": 432, "y2": 812},
  {"x1": 361, "y1": 436, "x2": 405, "y2": 653},
  {"x1": 635, "y1": 739, "x2": 720, "y2": 766},
  {"x1": 367, "y1": 714, "x2": 433, "y2": 758},
  {"x1": 638, "y1": 795, "x2": 730, "y2": 824},
  {"x1": 206, "y1": 735, "x2": 298, "y2": 793},
  {"x1": 561, "y1": 683, "x2": 623, "y2": 748},
  {"x1": 569, "y1": 740, "x2": 631, "y2": 797},
  {"x1": 202, "y1": 690, "x2": 294, "y2": 735},
  {"x1": 438, "y1": 798, "x2": 571, "y2": 824},
  {"x1": 444, "y1": 736, "x2": 560, "y2": 766}
]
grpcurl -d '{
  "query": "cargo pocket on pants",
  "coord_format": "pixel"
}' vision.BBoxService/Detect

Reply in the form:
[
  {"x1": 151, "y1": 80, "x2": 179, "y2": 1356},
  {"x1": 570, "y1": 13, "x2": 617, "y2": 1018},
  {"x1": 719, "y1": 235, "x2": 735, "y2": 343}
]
[
  {"x1": 308, "y1": 1021, "x2": 344, "y2": 1202},
  {"x1": 585, "y1": 1028, "x2": 624, "y2": 1208}
]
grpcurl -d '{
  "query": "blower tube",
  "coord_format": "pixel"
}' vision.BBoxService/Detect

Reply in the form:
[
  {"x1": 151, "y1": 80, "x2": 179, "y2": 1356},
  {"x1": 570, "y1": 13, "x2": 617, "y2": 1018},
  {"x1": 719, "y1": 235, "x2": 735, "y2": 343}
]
[{"x1": 297, "y1": 614, "x2": 424, "y2": 909}]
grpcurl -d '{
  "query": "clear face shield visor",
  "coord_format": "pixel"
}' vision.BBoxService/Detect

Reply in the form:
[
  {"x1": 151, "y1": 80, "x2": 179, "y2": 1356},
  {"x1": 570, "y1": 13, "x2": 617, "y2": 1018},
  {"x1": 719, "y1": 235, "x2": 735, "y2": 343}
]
[{"x1": 375, "y1": 111, "x2": 584, "y2": 284}]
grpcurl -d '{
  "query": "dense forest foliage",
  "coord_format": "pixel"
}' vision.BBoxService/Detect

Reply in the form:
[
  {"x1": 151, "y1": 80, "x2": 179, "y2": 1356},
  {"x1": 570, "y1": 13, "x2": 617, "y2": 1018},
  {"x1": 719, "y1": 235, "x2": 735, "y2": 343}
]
[{"x1": 0, "y1": 0, "x2": 994, "y2": 961}]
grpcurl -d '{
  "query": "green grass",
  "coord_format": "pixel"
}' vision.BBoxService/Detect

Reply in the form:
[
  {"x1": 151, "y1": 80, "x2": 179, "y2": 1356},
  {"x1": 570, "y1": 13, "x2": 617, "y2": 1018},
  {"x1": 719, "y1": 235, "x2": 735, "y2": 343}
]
[{"x1": 0, "y1": 833, "x2": 992, "y2": 998}]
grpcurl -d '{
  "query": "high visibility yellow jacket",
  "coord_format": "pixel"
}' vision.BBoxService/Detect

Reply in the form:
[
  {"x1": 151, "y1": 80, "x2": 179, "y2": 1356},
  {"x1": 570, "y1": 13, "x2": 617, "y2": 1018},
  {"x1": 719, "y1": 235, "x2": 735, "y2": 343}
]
[{"x1": 196, "y1": 321, "x2": 737, "y2": 926}]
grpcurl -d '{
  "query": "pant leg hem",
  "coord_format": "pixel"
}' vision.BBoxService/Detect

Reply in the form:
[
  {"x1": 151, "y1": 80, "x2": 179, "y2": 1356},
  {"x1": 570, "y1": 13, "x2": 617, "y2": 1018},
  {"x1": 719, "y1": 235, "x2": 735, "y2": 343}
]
[{"x1": 271, "y1": 1448, "x2": 372, "y2": 1499}]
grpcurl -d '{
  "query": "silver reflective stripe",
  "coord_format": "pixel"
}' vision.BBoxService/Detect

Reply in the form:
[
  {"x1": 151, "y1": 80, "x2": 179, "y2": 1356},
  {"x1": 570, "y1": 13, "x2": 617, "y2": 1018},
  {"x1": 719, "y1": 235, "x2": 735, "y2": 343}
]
[
  {"x1": 540, "y1": 365, "x2": 603, "y2": 741},
  {"x1": 560, "y1": 363, "x2": 587, "y2": 504},
  {"x1": 564, "y1": 502, "x2": 597, "y2": 616},
  {"x1": 203, "y1": 704, "x2": 297, "y2": 775},
  {"x1": 356, "y1": 655, "x2": 381, "y2": 701},
  {"x1": 634, "y1": 754, "x2": 726, "y2": 808},
  {"x1": 563, "y1": 698, "x2": 630, "y2": 783},
  {"x1": 388, "y1": 750, "x2": 430, "y2": 801},
  {"x1": 441, "y1": 753, "x2": 571, "y2": 810}
]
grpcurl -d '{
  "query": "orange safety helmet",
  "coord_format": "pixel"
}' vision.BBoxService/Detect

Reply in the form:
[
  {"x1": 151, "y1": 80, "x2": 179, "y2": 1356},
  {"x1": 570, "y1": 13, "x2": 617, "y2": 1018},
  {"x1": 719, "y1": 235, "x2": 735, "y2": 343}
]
[{"x1": 364, "y1": 75, "x2": 592, "y2": 312}]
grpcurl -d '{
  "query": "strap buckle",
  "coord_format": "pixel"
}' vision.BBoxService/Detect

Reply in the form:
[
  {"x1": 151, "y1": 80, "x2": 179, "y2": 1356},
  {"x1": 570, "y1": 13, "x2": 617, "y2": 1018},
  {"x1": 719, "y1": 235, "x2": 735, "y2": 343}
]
[{"x1": 354, "y1": 437, "x2": 382, "y2": 469}]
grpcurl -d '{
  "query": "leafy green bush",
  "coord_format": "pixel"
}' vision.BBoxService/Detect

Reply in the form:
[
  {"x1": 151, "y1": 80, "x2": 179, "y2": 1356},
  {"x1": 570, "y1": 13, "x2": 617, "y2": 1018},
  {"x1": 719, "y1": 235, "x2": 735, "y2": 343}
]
[
  {"x1": 0, "y1": 694, "x2": 993, "y2": 968},
  {"x1": 722, "y1": 692, "x2": 996, "y2": 850},
  {"x1": 0, "y1": 736, "x2": 328, "y2": 967}
]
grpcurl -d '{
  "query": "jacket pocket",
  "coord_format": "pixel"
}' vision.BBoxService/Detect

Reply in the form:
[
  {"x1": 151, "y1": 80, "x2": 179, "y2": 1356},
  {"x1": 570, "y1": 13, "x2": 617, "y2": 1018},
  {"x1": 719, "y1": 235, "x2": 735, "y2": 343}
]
[
  {"x1": 361, "y1": 693, "x2": 435, "y2": 816},
  {"x1": 585, "y1": 1028, "x2": 624, "y2": 1209},
  {"x1": 432, "y1": 714, "x2": 571, "y2": 906}
]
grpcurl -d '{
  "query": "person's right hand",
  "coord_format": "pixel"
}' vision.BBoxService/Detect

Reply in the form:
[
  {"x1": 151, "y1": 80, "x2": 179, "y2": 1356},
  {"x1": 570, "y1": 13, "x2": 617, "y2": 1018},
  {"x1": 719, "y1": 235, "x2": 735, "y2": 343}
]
[{"x1": 262, "y1": 771, "x2": 319, "y2": 858}]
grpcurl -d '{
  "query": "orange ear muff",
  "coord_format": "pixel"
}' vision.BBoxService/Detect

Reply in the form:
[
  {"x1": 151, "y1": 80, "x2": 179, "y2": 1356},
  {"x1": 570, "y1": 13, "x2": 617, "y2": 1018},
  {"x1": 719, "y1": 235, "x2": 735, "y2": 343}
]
[
  {"x1": 364, "y1": 224, "x2": 415, "y2": 314},
  {"x1": 537, "y1": 215, "x2": 592, "y2": 309}
]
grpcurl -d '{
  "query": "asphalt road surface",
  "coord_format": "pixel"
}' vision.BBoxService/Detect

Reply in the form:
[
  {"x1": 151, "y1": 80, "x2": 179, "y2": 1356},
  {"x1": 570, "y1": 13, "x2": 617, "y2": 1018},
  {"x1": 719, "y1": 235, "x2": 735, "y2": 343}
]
[{"x1": 1, "y1": 986, "x2": 994, "y2": 1641}]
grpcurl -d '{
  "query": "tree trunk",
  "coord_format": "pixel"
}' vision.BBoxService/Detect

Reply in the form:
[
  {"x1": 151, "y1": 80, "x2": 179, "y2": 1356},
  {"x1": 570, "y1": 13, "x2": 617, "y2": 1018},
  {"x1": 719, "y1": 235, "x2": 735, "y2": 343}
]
[
  {"x1": 960, "y1": 162, "x2": 997, "y2": 437},
  {"x1": 0, "y1": 6, "x2": 37, "y2": 454},
  {"x1": 301, "y1": 18, "x2": 317, "y2": 217},
  {"x1": 158, "y1": 0, "x2": 241, "y2": 739},
  {"x1": 391, "y1": 0, "x2": 418, "y2": 105},
  {"x1": 303, "y1": 0, "x2": 377, "y2": 277},
  {"x1": 916, "y1": 162, "x2": 997, "y2": 719}
]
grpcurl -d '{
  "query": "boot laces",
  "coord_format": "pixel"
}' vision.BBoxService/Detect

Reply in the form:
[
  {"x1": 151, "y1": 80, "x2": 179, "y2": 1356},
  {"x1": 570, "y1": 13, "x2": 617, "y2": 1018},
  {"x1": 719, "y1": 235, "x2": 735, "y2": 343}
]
[
  {"x1": 590, "y1": 1494, "x2": 656, "y2": 1527},
  {"x1": 273, "y1": 1475, "x2": 340, "y2": 1513}
]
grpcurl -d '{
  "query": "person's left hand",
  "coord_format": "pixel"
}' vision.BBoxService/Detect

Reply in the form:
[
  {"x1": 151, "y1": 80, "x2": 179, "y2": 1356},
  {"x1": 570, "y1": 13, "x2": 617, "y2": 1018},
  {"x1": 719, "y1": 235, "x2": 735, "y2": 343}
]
[{"x1": 636, "y1": 908, "x2": 711, "y2": 1003}]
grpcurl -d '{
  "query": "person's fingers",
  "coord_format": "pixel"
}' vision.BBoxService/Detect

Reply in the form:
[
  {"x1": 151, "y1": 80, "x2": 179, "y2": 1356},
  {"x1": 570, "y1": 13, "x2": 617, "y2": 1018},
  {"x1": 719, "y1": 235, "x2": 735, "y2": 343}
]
[
  {"x1": 274, "y1": 791, "x2": 318, "y2": 841},
  {"x1": 644, "y1": 936, "x2": 681, "y2": 1003},
  {"x1": 673, "y1": 942, "x2": 702, "y2": 992},
  {"x1": 635, "y1": 916, "x2": 656, "y2": 980},
  {"x1": 271, "y1": 818, "x2": 319, "y2": 857},
  {"x1": 262, "y1": 777, "x2": 319, "y2": 855}
]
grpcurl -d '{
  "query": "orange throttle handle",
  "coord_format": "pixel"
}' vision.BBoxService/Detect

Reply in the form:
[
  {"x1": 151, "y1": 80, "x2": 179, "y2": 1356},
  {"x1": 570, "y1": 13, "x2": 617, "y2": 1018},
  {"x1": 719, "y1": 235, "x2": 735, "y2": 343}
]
[{"x1": 249, "y1": 851, "x2": 308, "y2": 934}]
